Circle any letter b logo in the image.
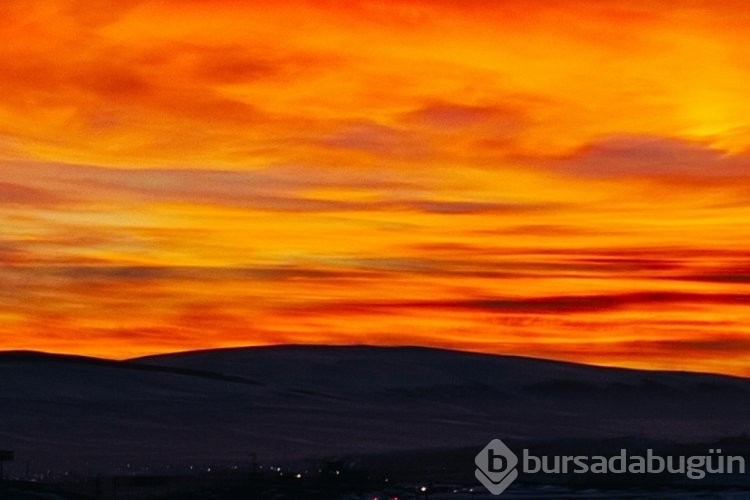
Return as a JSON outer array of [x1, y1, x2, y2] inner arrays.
[[475, 439, 519, 495], [488, 449, 508, 472]]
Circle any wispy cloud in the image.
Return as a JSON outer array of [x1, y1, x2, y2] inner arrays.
[[551, 135, 750, 178]]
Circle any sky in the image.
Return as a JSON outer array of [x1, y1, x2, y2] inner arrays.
[[3, 0, 750, 375]]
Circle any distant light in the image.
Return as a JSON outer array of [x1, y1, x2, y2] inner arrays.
[[296, 473, 302, 479], [420, 485, 428, 492]]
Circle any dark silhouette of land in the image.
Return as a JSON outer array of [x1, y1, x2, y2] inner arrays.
[[2, 345, 750, 498]]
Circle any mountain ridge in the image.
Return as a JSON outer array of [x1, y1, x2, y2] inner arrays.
[[2, 344, 745, 382], [2, 344, 750, 474]]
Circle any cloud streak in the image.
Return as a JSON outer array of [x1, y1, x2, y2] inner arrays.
[[551, 136, 750, 178]]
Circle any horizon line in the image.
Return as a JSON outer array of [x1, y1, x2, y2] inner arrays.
[[1, 343, 747, 381]]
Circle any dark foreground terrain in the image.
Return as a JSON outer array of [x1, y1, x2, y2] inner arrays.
[[2, 345, 750, 497], [4, 438, 750, 499]]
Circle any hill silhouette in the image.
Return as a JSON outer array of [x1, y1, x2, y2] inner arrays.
[[1, 345, 749, 474]]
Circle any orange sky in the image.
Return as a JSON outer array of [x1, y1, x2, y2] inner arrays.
[[3, 0, 750, 375]]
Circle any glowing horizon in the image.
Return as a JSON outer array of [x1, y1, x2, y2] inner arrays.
[[3, 0, 750, 375]]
